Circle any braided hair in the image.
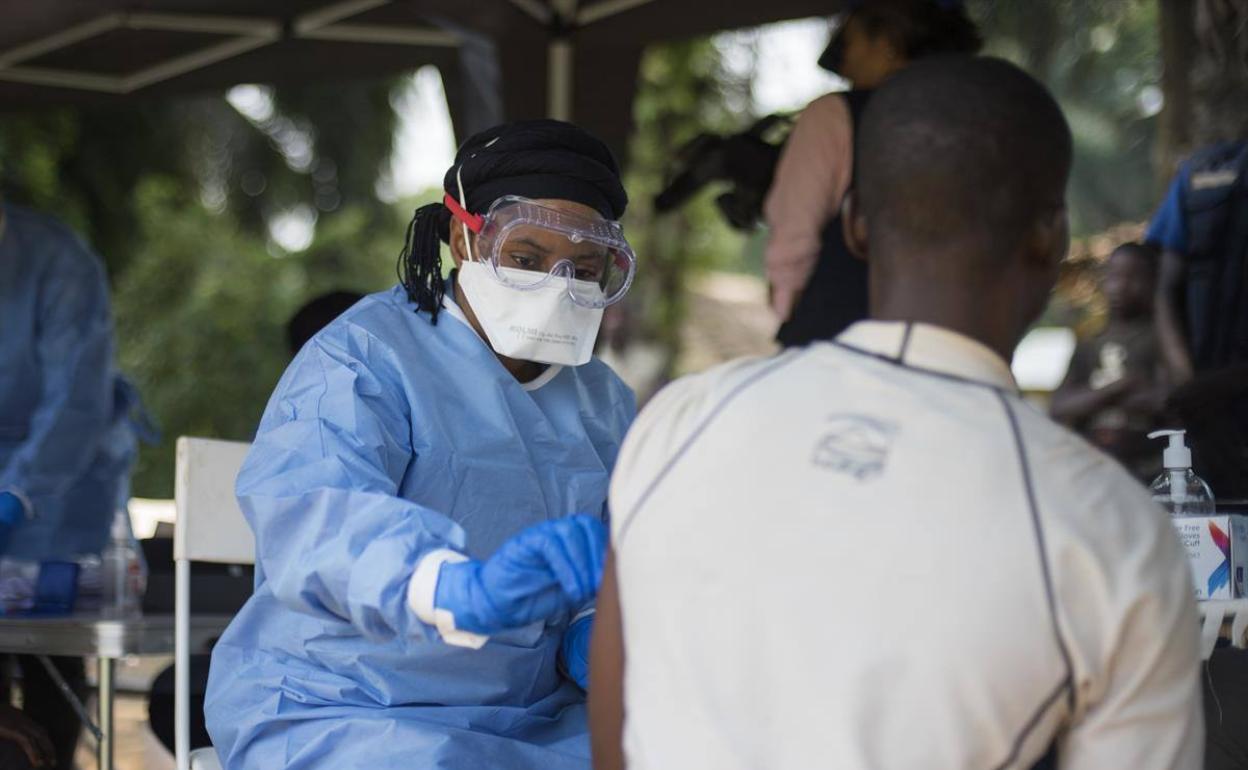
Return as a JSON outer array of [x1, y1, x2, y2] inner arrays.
[[396, 200, 451, 323]]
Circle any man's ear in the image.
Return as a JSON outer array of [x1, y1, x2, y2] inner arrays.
[[1026, 205, 1069, 273], [448, 221, 469, 269], [841, 190, 869, 262]]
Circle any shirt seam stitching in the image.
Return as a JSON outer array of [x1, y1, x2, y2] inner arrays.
[[988, 675, 1072, 770], [996, 391, 1077, 718], [896, 321, 915, 363], [828, 339, 1016, 393], [614, 352, 807, 544]]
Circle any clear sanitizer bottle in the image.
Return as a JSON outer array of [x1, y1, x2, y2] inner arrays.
[[1148, 429, 1215, 517], [101, 508, 146, 617]]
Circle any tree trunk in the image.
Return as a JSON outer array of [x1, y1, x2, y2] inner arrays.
[[1191, 0, 1248, 145], [1157, 0, 1248, 181], [1157, 0, 1196, 181]]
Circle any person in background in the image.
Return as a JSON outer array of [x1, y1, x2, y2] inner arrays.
[[0, 197, 138, 769], [0, 704, 55, 770], [1146, 137, 1248, 770], [1146, 138, 1248, 500], [1051, 242, 1165, 480], [286, 290, 365, 355], [766, 0, 981, 347], [205, 120, 637, 770], [590, 56, 1202, 770]]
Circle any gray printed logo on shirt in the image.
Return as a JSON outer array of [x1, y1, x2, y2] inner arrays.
[[811, 414, 899, 481]]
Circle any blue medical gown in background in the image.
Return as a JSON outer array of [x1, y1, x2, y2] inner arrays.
[[0, 203, 136, 560], [205, 285, 636, 769]]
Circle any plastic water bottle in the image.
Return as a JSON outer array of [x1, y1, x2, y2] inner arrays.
[[75, 554, 103, 613], [101, 508, 146, 617], [1148, 430, 1215, 517]]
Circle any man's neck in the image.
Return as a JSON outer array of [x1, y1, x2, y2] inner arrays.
[[872, 283, 1021, 364]]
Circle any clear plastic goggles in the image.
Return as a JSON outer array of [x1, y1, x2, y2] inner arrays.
[[446, 194, 636, 309]]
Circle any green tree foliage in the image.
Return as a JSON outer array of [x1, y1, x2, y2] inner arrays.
[[618, 38, 754, 382], [112, 182, 404, 496], [969, 0, 1163, 233], [1157, 0, 1248, 172], [0, 104, 194, 279]]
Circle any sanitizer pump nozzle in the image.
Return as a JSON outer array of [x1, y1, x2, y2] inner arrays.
[[1147, 429, 1214, 517], [1149, 429, 1192, 468]]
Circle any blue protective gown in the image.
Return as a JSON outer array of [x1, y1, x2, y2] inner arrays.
[[0, 203, 135, 560], [205, 284, 636, 770]]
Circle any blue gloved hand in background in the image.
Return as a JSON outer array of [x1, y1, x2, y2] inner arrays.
[[560, 613, 594, 689], [0, 492, 25, 556], [434, 515, 606, 636]]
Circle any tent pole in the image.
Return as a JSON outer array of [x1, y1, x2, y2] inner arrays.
[[0, 67, 124, 92], [547, 0, 578, 121], [294, 0, 391, 34], [0, 14, 123, 67], [299, 25, 459, 46], [547, 37, 573, 120], [576, 0, 659, 26]]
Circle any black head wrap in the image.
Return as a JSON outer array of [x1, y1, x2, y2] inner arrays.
[[397, 119, 628, 323]]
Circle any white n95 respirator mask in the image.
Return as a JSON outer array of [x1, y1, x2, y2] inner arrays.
[[457, 261, 605, 366]]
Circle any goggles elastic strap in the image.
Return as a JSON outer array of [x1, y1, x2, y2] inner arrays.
[[443, 193, 484, 234]]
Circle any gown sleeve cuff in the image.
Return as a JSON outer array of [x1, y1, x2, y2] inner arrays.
[[407, 548, 489, 650], [0, 486, 36, 519]]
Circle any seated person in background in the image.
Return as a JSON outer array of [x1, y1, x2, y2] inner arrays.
[[0, 704, 55, 770], [286, 290, 364, 354], [1051, 242, 1165, 480], [589, 56, 1201, 770]]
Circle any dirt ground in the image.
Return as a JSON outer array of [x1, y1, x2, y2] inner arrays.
[[68, 658, 175, 770], [73, 693, 175, 770]]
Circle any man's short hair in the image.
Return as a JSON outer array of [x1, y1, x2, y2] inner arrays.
[[287, 290, 364, 354], [1112, 241, 1160, 267], [857, 55, 1073, 270]]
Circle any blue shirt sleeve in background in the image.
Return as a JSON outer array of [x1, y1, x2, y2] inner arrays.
[[1144, 168, 1189, 253]]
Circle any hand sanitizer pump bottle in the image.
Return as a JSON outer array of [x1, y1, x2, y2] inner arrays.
[[1148, 429, 1215, 517]]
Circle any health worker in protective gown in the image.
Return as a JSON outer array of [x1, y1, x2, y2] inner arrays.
[[205, 119, 638, 770]]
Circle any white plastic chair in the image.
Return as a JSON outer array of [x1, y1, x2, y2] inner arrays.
[[174, 437, 255, 770]]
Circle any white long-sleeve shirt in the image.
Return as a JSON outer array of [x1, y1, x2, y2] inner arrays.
[[610, 321, 1203, 770]]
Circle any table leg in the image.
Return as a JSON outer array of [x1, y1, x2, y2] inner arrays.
[[97, 656, 114, 770], [34, 655, 102, 742]]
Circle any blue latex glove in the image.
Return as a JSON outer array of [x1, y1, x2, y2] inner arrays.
[[560, 613, 594, 689], [435, 515, 606, 635], [0, 493, 25, 556]]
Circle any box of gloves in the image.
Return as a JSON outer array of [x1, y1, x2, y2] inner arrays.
[[1171, 515, 1248, 600]]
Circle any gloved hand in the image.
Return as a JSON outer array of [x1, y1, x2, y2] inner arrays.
[[560, 613, 594, 689], [0, 493, 25, 556], [434, 515, 606, 636]]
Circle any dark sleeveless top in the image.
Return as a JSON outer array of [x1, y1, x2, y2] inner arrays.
[[776, 89, 873, 348]]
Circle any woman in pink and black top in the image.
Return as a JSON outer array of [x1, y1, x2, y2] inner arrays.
[[768, 0, 982, 347]]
